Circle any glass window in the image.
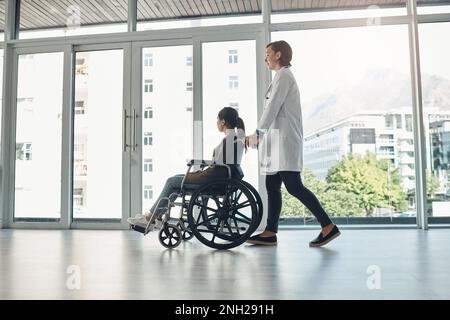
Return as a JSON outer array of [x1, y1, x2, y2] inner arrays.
[[144, 53, 153, 67], [137, 0, 262, 31], [14, 52, 64, 220], [271, 1, 406, 23], [73, 188, 84, 206], [0, 49, 3, 151], [144, 132, 153, 146], [186, 56, 193, 66], [144, 79, 153, 93], [202, 40, 258, 189], [417, 1, 450, 14], [144, 159, 153, 173], [0, 0, 5, 37], [396, 114, 403, 129], [228, 50, 238, 64], [144, 106, 153, 119], [385, 115, 394, 128], [405, 115, 413, 132], [75, 101, 85, 115], [273, 24, 415, 221], [419, 21, 450, 221], [228, 75, 239, 89], [19, 0, 127, 39], [144, 185, 153, 200]]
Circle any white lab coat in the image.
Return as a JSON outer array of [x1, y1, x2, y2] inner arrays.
[[257, 67, 303, 174]]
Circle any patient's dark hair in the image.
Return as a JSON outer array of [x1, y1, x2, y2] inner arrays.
[[218, 107, 247, 151]]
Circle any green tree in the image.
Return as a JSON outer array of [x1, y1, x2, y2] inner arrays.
[[321, 189, 365, 217], [281, 169, 325, 217], [427, 171, 440, 199], [326, 153, 407, 216], [281, 169, 364, 217]]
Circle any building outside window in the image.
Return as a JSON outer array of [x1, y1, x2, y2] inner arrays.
[[396, 114, 403, 129], [385, 114, 394, 128], [75, 101, 85, 115], [186, 82, 193, 91], [186, 56, 193, 66], [144, 53, 153, 67], [228, 50, 238, 64], [73, 188, 84, 206], [144, 79, 153, 93], [405, 115, 413, 132], [144, 106, 153, 119], [228, 76, 239, 89], [144, 132, 153, 146], [144, 185, 153, 200], [144, 159, 153, 172], [16, 143, 32, 161]]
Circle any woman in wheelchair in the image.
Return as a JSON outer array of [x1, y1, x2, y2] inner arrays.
[[127, 107, 247, 229]]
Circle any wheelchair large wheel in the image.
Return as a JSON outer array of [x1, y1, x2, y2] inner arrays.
[[187, 179, 258, 250], [179, 219, 194, 241], [239, 180, 263, 234]]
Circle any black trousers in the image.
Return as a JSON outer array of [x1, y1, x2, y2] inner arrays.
[[265, 171, 333, 233]]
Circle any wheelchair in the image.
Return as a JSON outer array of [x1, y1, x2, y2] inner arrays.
[[131, 159, 263, 250]]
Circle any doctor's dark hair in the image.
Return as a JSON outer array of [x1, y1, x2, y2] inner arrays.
[[266, 40, 292, 67], [218, 107, 247, 151]]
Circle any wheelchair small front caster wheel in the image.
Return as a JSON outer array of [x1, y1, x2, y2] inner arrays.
[[159, 224, 182, 249]]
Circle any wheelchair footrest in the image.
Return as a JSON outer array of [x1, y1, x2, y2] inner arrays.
[[131, 224, 147, 234]]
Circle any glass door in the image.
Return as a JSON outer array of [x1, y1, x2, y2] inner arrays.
[[8, 44, 132, 229], [71, 44, 131, 226], [12, 49, 66, 223]]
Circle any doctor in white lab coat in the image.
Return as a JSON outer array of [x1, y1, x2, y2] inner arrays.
[[246, 40, 340, 247]]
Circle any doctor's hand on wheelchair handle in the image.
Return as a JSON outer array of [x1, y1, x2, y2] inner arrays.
[[245, 134, 260, 149]]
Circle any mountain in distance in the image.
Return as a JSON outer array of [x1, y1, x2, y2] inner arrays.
[[302, 68, 450, 134]]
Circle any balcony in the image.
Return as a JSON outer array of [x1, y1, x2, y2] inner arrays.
[[377, 139, 395, 145], [399, 156, 415, 165], [74, 162, 87, 176], [378, 148, 395, 156]]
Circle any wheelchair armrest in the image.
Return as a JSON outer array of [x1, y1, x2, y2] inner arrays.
[[182, 160, 232, 190], [187, 159, 215, 167]]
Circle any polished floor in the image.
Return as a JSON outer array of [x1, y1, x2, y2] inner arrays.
[[1, 228, 449, 300]]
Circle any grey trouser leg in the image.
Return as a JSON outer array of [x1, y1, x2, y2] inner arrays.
[[149, 174, 184, 215]]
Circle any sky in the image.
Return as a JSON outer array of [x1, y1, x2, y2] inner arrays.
[[273, 22, 450, 106]]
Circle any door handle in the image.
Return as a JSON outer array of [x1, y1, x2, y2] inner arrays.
[[132, 108, 138, 151], [123, 109, 131, 152]]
